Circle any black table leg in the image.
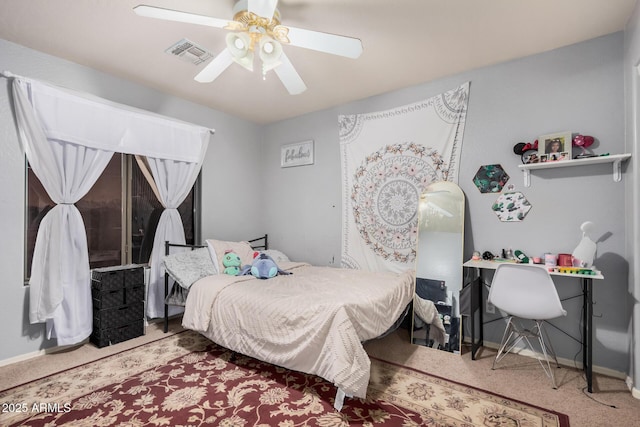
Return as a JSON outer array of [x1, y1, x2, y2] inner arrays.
[[583, 277, 593, 392], [164, 273, 169, 333], [470, 272, 484, 360]]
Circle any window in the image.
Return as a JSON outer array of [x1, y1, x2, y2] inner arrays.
[[25, 154, 198, 280]]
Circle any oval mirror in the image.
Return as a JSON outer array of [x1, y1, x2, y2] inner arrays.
[[411, 181, 465, 353]]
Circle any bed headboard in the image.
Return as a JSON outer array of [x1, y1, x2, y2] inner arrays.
[[248, 234, 268, 251], [164, 233, 269, 256], [162, 233, 269, 333]]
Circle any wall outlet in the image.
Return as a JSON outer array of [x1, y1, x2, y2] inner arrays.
[[486, 300, 495, 314]]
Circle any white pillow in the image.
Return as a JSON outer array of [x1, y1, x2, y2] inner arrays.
[[163, 248, 215, 289], [206, 239, 256, 272], [263, 249, 290, 263], [206, 241, 219, 274]]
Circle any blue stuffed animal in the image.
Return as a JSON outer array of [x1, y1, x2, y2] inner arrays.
[[240, 253, 291, 279]]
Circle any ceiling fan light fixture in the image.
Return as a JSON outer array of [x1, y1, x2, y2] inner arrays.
[[226, 32, 252, 58], [233, 51, 255, 71], [133, 0, 361, 95], [259, 36, 283, 73], [226, 31, 255, 71]]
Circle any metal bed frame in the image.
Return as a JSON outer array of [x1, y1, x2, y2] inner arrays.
[[163, 234, 268, 332]]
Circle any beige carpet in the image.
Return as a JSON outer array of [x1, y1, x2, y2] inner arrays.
[[365, 329, 640, 427], [0, 319, 637, 426]]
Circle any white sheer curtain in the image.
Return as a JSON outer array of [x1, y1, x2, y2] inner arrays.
[[13, 82, 114, 345], [9, 73, 211, 346], [136, 155, 204, 318]]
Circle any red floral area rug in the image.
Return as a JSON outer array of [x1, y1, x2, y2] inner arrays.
[[0, 330, 569, 426]]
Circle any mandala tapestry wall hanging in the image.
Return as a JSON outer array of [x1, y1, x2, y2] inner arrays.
[[339, 82, 470, 272]]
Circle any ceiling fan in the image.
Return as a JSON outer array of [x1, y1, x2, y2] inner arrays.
[[133, 0, 363, 95]]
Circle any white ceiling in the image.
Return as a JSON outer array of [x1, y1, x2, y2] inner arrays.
[[0, 0, 636, 124]]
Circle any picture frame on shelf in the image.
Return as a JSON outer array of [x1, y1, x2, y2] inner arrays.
[[539, 131, 572, 159], [280, 140, 314, 168], [523, 152, 540, 164], [548, 151, 570, 162]]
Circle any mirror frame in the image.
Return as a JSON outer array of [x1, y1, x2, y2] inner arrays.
[[411, 180, 465, 353]]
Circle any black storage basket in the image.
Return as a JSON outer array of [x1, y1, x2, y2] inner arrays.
[[92, 285, 144, 309], [91, 267, 124, 292], [123, 265, 144, 287], [93, 301, 144, 330], [90, 321, 144, 348]]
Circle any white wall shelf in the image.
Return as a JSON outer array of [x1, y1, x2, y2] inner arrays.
[[517, 153, 631, 187]]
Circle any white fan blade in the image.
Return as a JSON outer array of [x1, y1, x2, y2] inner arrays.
[[248, 0, 279, 19], [195, 49, 234, 83], [133, 5, 231, 29], [285, 26, 363, 59], [273, 52, 307, 95]]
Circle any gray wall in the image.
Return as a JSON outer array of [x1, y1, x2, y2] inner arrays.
[[0, 38, 263, 361], [260, 33, 630, 376], [623, 2, 640, 397]]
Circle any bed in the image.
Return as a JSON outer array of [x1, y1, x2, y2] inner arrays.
[[162, 234, 414, 410]]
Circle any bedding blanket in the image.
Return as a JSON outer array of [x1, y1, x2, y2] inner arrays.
[[182, 262, 414, 399]]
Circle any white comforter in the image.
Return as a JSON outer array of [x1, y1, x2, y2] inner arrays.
[[182, 262, 414, 399]]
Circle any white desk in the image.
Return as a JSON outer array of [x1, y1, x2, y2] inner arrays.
[[462, 259, 604, 393]]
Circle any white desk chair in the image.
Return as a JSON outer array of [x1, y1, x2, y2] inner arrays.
[[488, 263, 567, 388]]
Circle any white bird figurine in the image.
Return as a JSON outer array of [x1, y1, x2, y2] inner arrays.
[[572, 221, 597, 268]]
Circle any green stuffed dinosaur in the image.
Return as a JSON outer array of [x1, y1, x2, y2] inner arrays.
[[222, 250, 242, 275]]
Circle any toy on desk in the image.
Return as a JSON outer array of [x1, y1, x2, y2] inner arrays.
[[472, 251, 481, 260], [550, 266, 600, 276], [482, 251, 495, 260], [572, 221, 597, 268], [544, 253, 557, 266], [514, 249, 529, 264], [557, 253, 573, 267], [501, 248, 514, 259]]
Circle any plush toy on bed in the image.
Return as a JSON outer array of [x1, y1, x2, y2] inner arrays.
[[240, 252, 291, 279], [222, 250, 242, 275]]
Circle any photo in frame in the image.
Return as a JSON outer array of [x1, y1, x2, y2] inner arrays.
[[539, 131, 572, 159], [548, 151, 570, 162], [281, 140, 314, 168]]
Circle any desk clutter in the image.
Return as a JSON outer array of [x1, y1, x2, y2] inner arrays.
[[473, 248, 601, 276], [550, 266, 599, 276]]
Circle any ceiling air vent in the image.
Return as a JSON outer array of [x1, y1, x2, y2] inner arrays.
[[165, 39, 213, 65]]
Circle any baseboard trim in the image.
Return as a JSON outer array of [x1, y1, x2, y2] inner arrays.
[[0, 318, 168, 368], [0, 349, 46, 368], [0, 338, 88, 368], [478, 339, 627, 380], [626, 376, 640, 399]]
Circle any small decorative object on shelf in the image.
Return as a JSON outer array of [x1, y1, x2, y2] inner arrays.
[[539, 131, 572, 160], [513, 141, 539, 164], [572, 134, 595, 158]]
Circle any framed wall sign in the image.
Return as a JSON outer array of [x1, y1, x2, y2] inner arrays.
[[281, 140, 314, 168]]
